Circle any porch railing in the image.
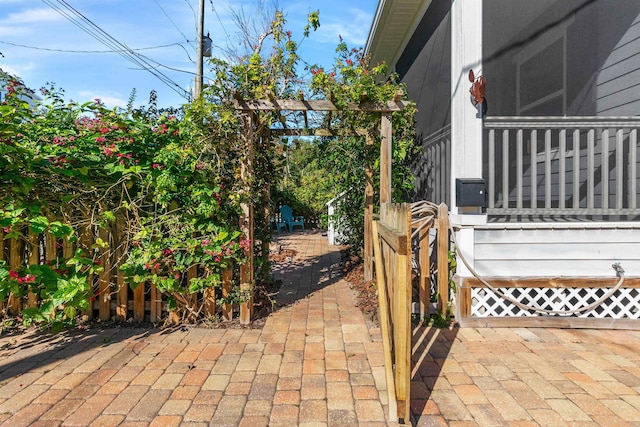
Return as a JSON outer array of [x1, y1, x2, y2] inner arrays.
[[484, 116, 640, 218], [414, 124, 451, 206]]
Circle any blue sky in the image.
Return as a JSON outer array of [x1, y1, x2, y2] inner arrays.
[[0, 0, 376, 109]]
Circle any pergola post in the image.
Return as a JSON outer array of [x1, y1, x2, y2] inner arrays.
[[364, 132, 374, 282], [380, 112, 392, 204], [239, 112, 255, 325]]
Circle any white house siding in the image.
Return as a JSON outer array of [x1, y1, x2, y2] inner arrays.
[[472, 224, 640, 277]]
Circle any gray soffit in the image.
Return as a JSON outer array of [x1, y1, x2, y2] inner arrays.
[[365, 0, 432, 71]]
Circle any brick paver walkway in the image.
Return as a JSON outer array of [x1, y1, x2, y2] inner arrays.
[[411, 326, 640, 426], [0, 231, 392, 426], [1, 231, 640, 426]]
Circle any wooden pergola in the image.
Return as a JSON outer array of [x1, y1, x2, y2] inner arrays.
[[233, 92, 409, 324]]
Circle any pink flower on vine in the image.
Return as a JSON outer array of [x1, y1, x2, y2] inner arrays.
[[240, 239, 251, 251], [9, 270, 19, 278], [96, 136, 106, 143], [17, 274, 36, 284]]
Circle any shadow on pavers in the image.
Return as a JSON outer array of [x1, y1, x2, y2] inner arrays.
[[0, 326, 159, 383], [271, 230, 344, 307], [410, 324, 458, 425]]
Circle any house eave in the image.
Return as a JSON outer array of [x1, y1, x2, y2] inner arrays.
[[365, 0, 433, 70]]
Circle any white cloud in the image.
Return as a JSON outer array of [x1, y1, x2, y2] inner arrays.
[[2, 8, 63, 24], [314, 8, 372, 46], [0, 26, 29, 36], [1, 61, 37, 79], [78, 91, 127, 109]]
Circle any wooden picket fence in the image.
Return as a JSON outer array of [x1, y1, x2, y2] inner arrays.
[[0, 220, 243, 324], [372, 202, 449, 424]]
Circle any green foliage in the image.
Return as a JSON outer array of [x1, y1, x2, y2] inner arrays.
[[287, 41, 419, 250], [272, 139, 335, 227], [428, 312, 451, 329], [0, 6, 420, 328], [448, 248, 458, 293], [0, 71, 246, 327]]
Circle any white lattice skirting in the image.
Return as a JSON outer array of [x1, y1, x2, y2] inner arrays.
[[471, 287, 640, 318]]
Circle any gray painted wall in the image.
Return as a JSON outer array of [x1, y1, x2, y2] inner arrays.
[[399, 0, 451, 204], [483, 0, 640, 117]]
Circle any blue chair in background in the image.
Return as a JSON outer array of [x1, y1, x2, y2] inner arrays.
[[280, 205, 304, 232], [273, 216, 288, 234]]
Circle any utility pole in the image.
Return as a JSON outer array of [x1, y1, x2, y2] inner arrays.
[[195, 0, 205, 98]]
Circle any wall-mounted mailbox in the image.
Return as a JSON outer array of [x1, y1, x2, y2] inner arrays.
[[456, 178, 486, 208]]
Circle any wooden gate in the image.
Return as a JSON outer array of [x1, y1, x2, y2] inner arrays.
[[372, 201, 451, 423], [372, 203, 412, 422]]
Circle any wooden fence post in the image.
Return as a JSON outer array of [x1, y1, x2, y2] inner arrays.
[[115, 218, 128, 320], [221, 269, 233, 322], [133, 282, 145, 322], [371, 220, 398, 422], [98, 227, 111, 321], [419, 222, 431, 319], [81, 226, 94, 320], [395, 204, 412, 421], [200, 266, 216, 317], [437, 204, 449, 317], [150, 281, 162, 323], [27, 232, 40, 308], [8, 237, 21, 314]]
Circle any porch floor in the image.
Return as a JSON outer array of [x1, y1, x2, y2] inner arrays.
[[0, 231, 639, 426]]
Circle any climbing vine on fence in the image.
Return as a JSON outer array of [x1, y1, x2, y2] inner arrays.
[[0, 77, 247, 329]]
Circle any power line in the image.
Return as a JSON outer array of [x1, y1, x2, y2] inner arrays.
[[41, 0, 191, 100], [153, 0, 196, 51], [184, 0, 198, 33], [0, 40, 191, 54], [210, 0, 230, 42]]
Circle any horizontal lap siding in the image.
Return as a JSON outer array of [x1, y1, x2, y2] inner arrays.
[[596, 16, 640, 115], [473, 227, 640, 277]]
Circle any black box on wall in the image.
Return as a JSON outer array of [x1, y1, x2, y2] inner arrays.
[[456, 178, 486, 208]]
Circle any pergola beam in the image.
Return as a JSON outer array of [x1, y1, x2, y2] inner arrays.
[[232, 98, 408, 112], [269, 128, 356, 137]]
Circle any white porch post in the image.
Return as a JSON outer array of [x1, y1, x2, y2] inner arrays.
[[450, 0, 484, 277]]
